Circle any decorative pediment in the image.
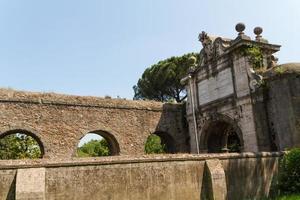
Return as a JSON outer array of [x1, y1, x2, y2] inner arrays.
[[198, 31, 231, 66]]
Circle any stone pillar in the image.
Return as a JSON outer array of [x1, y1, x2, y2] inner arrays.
[[16, 168, 46, 200], [0, 169, 16, 200], [232, 54, 259, 152], [201, 159, 227, 200]]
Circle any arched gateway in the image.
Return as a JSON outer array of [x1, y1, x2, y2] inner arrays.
[[181, 26, 282, 153], [199, 115, 244, 153]]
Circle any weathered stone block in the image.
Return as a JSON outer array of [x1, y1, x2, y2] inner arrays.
[[16, 168, 46, 200]]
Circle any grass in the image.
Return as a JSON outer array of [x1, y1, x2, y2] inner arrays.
[[265, 194, 300, 200], [277, 195, 300, 200]]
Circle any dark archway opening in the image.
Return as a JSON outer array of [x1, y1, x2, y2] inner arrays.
[[145, 131, 175, 154], [77, 130, 120, 157], [206, 121, 242, 153], [0, 130, 44, 159]]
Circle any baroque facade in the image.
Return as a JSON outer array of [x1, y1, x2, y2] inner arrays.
[[182, 23, 300, 154]]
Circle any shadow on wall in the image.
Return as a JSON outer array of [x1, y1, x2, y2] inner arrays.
[[199, 113, 244, 153], [144, 132, 176, 154], [222, 156, 279, 200], [154, 103, 190, 154], [0, 169, 16, 200], [6, 173, 16, 200]]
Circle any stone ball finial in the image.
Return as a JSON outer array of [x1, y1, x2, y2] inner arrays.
[[254, 26, 263, 36], [235, 23, 245, 35], [253, 26, 268, 43]]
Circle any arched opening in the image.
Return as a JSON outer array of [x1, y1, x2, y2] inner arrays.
[[0, 129, 44, 159], [205, 121, 242, 153], [76, 130, 120, 157], [144, 131, 175, 154]]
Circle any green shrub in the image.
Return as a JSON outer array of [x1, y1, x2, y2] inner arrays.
[[77, 139, 110, 157], [241, 45, 263, 70], [0, 133, 42, 159], [277, 148, 300, 195], [145, 134, 166, 154], [277, 194, 300, 200]]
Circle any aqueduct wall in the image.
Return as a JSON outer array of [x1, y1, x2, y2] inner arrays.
[[0, 89, 189, 159]]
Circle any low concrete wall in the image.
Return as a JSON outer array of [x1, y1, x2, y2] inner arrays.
[[0, 152, 282, 200], [222, 156, 279, 199]]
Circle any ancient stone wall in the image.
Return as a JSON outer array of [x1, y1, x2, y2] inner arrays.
[[266, 64, 300, 150], [0, 152, 281, 200], [0, 89, 189, 159]]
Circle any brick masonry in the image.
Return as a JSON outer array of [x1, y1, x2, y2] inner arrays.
[[0, 89, 189, 159]]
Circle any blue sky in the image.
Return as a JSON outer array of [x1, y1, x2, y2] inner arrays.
[[0, 0, 299, 99]]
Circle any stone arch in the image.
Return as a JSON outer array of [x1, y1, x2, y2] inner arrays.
[[76, 130, 120, 156], [199, 114, 244, 153], [0, 128, 45, 158], [150, 131, 176, 153]]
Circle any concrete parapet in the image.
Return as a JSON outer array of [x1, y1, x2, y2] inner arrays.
[[0, 169, 16, 200], [202, 159, 227, 200], [0, 152, 282, 200]]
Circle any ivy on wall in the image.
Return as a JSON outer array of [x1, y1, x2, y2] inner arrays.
[[241, 45, 263, 70]]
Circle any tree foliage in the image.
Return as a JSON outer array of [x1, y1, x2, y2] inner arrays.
[[0, 133, 42, 159], [77, 139, 110, 157], [277, 148, 300, 195], [145, 134, 166, 154], [133, 53, 198, 102]]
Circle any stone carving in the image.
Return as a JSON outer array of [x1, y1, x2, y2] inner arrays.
[[207, 111, 220, 122], [267, 55, 278, 68], [198, 31, 214, 65], [247, 67, 263, 92], [197, 117, 207, 130], [198, 31, 231, 66], [233, 107, 243, 121], [213, 38, 228, 58]]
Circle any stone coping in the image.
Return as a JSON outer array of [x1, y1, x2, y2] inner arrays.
[[228, 38, 281, 53], [0, 152, 283, 169], [0, 88, 181, 111], [264, 63, 300, 79]]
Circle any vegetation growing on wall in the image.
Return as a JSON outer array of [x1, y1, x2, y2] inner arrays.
[[274, 66, 287, 75], [0, 133, 42, 159], [241, 45, 263, 70]]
